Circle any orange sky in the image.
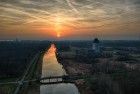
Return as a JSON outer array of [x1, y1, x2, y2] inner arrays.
[[0, 0, 140, 40]]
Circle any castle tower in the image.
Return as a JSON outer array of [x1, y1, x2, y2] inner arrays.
[[92, 38, 100, 53]]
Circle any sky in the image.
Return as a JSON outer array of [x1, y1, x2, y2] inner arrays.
[[0, 0, 140, 40]]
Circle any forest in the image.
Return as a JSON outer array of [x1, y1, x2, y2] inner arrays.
[[0, 40, 50, 79]]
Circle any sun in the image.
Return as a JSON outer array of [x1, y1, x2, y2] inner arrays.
[[57, 32, 60, 38]]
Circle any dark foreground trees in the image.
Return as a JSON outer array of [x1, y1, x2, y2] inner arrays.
[[0, 41, 50, 79]]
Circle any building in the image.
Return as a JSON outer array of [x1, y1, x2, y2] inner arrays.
[[92, 38, 100, 53]]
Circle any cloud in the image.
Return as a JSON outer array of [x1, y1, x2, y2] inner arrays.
[[0, 0, 139, 39]]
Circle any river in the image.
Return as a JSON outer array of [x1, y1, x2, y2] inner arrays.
[[40, 44, 80, 94]]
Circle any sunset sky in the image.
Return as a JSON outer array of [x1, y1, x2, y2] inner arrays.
[[0, 0, 140, 40]]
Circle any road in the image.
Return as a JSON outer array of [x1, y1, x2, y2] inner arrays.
[[13, 52, 42, 94]]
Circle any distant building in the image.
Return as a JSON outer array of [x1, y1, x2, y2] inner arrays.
[[15, 38, 20, 43], [92, 38, 100, 53]]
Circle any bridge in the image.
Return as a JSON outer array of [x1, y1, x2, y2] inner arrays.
[[29, 74, 88, 85], [0, 74, 89, 85], [0, 74, 89, 94], [16, 74, 88, 85]]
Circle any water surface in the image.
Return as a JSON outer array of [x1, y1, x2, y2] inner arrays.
[[40, 44, 79, 94]]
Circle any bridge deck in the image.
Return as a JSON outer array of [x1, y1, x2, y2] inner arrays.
[[40, 81, 75, 85]]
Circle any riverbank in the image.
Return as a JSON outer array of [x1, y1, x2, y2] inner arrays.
[[61, 60, 92, 75], [57, 56, 94, 94], [26, 52, 45, 94]]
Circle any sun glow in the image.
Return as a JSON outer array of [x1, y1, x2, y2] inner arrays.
[[54, 16, 63, 38], [57, 32, 60, 38]]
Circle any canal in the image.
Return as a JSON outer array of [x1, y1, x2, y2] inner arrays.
[[40, 44, 79, 94]]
